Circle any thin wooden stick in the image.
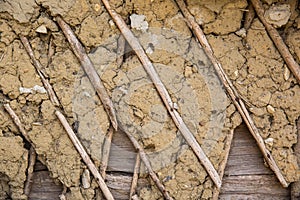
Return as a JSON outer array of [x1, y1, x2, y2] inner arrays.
[[129, 153, 141, 200], [212, 129, 234, 199], [19, 36, 60, 106], [123, 129, 173, 200], [55, 16, 118, 130], [244, 3, 255, 31], [250, 0, 300, 83], [100, 0, 222, 189], [24, 146, 37, 196], [100, 127, 114, 178], [116, 35, 126, 68], [55, 110, 115, 200], [175, 0, 288, 187], [3, 104, 33, 144], [3, 104, 37, 196], [100, 36, 126, 179]]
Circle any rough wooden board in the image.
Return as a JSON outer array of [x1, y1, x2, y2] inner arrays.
[[33, 161, 48, 171], [28, 171, 62, 200], [219, 124, 290, 199], [224, 156, 273, 176], [105, 173, 150, 200], [224, 125, 272, 176], [221, 175, 289, 194], [106, 173, 132, 199], [220, 175, 290, 200], [106, 173, 132, 191], [107, 130, 137, 173]]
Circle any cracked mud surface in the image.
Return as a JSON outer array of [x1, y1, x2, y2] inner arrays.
[[0, 0, 299, 199]]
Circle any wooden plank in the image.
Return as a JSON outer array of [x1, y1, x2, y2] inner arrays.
[[106, 173, 150, 200], [107, 130, 137, 173], [106, 173, 147, 199], [220, 175, 290, 199], [33, 161, 48, 171], [29, 171, 62, 200], [106, 173, 132, 199], [225, 153, 272, 176], [224, 124, 272, 176], [225, 162, 272, 176], [106, 173, 132, 191], [220, 123, 290, 199]]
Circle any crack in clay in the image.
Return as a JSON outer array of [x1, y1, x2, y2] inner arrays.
[[0, 0, 299, 199]]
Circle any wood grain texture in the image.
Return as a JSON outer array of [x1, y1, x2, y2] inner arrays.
[[224, 126, 272, 176], [219, 124, 290, 199], [28, 123, 293, 199], [28, 171, 62, 200], [107, 130, 137, 173]]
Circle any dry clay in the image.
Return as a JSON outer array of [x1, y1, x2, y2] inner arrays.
[[0, 0, 299, 199]]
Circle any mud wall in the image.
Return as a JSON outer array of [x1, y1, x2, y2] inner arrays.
[[0, 0, 299, 199]]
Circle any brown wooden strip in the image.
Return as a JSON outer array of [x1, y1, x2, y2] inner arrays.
[[107, 130, 137, 173], [220, 124, 290, 199], [220, 175, 290, 197], [29, 171, 62, 200]]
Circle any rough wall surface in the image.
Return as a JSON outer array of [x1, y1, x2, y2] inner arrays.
[[0, 0, 299, 199]]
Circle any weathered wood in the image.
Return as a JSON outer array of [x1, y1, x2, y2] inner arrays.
[[219, 124, 290, 199], [33, 161, 48, 171], [107, 130, 137, 172], [106, 173, 132, 191], [105, 173, 149, 200], [29, 171, 62, 200], [220, 175, 290, 199], [225, 156, 273, 176], [220, 194, 289, 200], [225, 125, 272, 176]]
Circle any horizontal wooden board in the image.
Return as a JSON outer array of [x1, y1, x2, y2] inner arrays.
[[106, 173, 132, 199], [224, 124, 273, 176], [107, 130, 137, 173], [220, 175, 290, 199], [29, 171, 62, 200], [219, 124, 290, 199]]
